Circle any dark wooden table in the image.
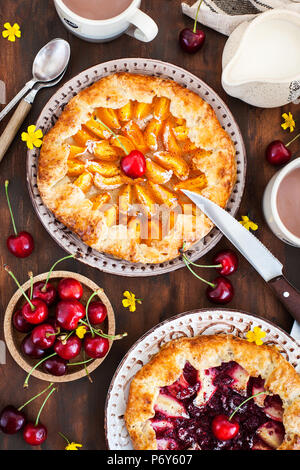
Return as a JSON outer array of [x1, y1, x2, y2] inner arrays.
[[0, 0, 299, 451]]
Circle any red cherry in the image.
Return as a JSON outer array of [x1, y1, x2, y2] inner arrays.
[[43, 356, 67, 376], [4, 180, 34, 258], [22, 299, 48, 324], [266, 140, 291, 166], [213, 250, 238, 276], [21, 335, 45, 359], [7, 232, 34, 258], [87, 301, 107, 325], [58, 278, 83, 301], [12, 309, 33, 333], [212, 414, 239, 441], [0, 406, 26, 434], [56, 299, 85, 330], [121, 150, 146, 179], [179, 28, 206, 53], [30, 281, 57, 306], [206, 276, 234, 304], [31, 324, 56, 349], [23, 422, 47, 446], [84, 334, 109, 359], [54, 335, 81, 360]]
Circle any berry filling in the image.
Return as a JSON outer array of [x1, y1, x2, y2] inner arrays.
[[151, 361, 285, 450]]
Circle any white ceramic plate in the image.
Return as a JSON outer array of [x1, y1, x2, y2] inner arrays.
[[105, 308, 300, 450], [27, 58, 246, 277]]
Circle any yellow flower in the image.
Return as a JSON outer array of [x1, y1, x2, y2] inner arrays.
[[122, 290, 142, 312], [76, 325, 87, 339], [281, 112, 295, 132], [2, 22, 21, 42], [21, 125, 43, 149], [239, 215, 258, 231], [65, 442, 82, 450], [246, 326, 266, 346]]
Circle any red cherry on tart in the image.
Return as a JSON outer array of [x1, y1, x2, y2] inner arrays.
[[23, 422, 47, 446], [31, 324, 56, 349], [0, 406, 26, 434], [5, 181, 34, 258], [54, 335, 81, 360], [84, 334, 109, 359], [21, 335, 45, 359], [87, 301, 107, 325], [58, 277, 83, 301], [213, 250, 238, 276], [56, 299, 85, 330], [266, 140, 291, 166], [12, 309, 33, 333], [30, 281, 57, 306], [206, 276, 234, 304], [121, 150, 146, 179], [212, 414, 239, 441], [22, 299, 48, 325]]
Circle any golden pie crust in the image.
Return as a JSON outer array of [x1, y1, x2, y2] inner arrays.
[[125, 335, 300, 450], [38, 73, 236, 263]]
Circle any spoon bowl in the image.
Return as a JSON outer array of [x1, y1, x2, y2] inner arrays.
[[32, 38, 70, 82]]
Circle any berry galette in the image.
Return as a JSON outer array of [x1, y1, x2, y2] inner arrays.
[[38, 73, 236, 263], [125, 335, 300, 450]]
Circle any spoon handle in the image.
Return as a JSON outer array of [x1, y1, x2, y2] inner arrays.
[[0, 99, 32, 163], [0, 79, 36, 122]]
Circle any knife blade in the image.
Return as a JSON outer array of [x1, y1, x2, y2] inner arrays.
[[182, 190, 300, 329]]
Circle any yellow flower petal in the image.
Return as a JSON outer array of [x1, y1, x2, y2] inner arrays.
[[65, 442, 82, 450], [2, 30, 9, 38], [76, 325, 87, 339], [122, 299, 131, 308]]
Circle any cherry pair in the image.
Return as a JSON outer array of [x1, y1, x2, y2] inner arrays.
[[182, 248, 238, 304], [0, 383, 56, 446]]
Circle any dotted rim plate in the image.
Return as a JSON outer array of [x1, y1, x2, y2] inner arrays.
[[105, 308, 299, 450], [27, 58, 246, 277]]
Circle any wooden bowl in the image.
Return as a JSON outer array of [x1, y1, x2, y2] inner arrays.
[[4, 271, 115, 383]]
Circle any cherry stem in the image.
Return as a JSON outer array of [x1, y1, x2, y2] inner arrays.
[[229, 391, 267, 421], [286, 131, 300, 148], [67, 358, 94, 367], [35, 386, 56, 427], [83, 351, 93, 383], [42, 254, 75, 292], [24, 352, 57, 388], [182, 256, 216, 288], [28, 271, 34, 300], [58, 432, 70, 445], [18, 383, 54, 411], [85, 290, 101, 338], [4, 180, 18, 236], [182, 253, 222, 269], [79, 319, 127, 341], [94, 116, 129, 155], [4, 265, 35, 311], [193, 0, 204, 33]]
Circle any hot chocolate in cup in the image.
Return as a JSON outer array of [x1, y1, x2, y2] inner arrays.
[[263, 158, 300, 247], [54, 0, 158, 43]]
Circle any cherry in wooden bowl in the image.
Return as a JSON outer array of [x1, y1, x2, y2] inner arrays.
[[4, 271, 115, 383]]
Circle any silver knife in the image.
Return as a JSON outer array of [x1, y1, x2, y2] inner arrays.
[[182, 190, 300, 338]]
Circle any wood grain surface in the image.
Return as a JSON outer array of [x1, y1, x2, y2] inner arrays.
[[0, 0, 299, 450]]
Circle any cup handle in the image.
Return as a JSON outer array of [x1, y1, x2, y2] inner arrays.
[[126, 9, 158, 43]]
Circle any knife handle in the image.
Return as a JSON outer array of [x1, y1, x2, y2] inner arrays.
[[268, 276, 300, 323]]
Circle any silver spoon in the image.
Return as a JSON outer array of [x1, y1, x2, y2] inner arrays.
[[0, 38, 70, 122], [0, 66, 69, 163]]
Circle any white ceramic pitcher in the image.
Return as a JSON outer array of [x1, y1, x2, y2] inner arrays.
[[222, 9, 300, 108]]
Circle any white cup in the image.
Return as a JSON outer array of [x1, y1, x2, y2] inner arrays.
[[54, 0, 158, 43], [263, 158, 300, 247]]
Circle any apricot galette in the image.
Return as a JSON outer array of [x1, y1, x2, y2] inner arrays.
[[38, 73, 236, 263], [125, 335, 300, 450]]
